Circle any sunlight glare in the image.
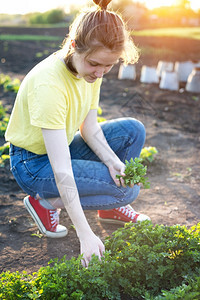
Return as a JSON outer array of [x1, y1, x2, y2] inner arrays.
[[0, 0, 86, 15], [141, 0, 174, 9], [0, 0, 200, 14], [138, 0, 200, 11]]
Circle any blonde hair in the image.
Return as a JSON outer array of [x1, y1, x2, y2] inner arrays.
[[62, 0, 139, 65]]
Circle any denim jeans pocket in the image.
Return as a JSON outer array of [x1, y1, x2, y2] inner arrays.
[[10, 164, 35, 196], [22, 154, 50, 179]]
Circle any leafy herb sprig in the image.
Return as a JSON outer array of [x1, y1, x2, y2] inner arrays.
[[116, 157, 150, 189]]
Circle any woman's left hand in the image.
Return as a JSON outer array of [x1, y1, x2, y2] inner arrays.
[[108, 161, 127, 188]]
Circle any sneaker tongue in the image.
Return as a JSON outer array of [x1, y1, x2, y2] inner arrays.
[[39, 199, 55, 210], [126, 204, 135, 210]]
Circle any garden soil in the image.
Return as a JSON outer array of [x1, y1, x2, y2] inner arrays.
[[0, 27, 199, 275]]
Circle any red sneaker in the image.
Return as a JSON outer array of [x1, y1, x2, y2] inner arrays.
[[24, 196, 68, 238], [98, 204, 150, 225]]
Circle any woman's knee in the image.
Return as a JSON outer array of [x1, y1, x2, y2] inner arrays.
[[114, 118, 145, 153], [125, 117, 146, 142]]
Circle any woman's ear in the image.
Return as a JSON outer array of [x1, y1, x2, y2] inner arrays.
[[71, 39, 76, 48]]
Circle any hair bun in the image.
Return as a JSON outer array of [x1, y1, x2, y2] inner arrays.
[[93, 0, 112, 10]]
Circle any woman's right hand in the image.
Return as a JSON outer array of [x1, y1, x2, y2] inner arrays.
[[79, 232, 105, 267]]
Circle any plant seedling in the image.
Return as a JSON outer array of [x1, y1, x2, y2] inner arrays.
[[140, 146, 158, 163], [116, 157, 150, 189], [31, 230, 43, 239]]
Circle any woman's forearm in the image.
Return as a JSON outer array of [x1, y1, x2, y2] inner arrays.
[[80, 122, 121, 168], [42, 128, 93, 238], [54, 169, 93, 238]]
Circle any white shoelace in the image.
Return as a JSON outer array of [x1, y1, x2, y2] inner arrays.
[[115, 205, 137, 220], [50, 210, 59, 227]]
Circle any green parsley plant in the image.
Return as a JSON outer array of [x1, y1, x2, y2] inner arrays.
[[116, 157, 150, 189]]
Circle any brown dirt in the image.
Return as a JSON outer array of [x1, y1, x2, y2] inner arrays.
[[0, 27, 200, 275]]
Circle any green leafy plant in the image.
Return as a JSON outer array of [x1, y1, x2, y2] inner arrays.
[[1, 222, 200, 299], [0, 73, 21, 93], [31, 231, 44, 239], [104, 221, 200, 299], [0, 142, 9, 156], [0, 73, 11, 86], [0, 101, 6, 119], [145, 275, 200, 299], [4, 78, 21, 93], [0, 154, 10, 167], [0, 103, 10, 167], [140, 146, 158, 163], [0, 102, 9, 138], [0, 116, 9, 138], [116, 157, 150, 188], [0, 270, 39, 300]]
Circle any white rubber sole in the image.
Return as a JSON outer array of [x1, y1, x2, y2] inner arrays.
[[98, 216, 129, 225], [98, 214, 150, 225], [24, 196, 68, 238]]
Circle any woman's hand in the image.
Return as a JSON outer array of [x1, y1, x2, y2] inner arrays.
[[80, 232, 105, 267], [108, 161, 134, 188]]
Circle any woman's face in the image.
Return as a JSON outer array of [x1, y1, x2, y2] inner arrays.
[[72, 48, 121, 83]]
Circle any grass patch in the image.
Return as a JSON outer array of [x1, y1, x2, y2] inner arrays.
[[2, 27, 199, 42], [133, 27, 200, 40], [0, 34, 63, 41], [140, 46, 176, 57]]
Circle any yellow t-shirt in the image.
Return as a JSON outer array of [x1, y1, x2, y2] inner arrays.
[[5, 52, 102, 154]]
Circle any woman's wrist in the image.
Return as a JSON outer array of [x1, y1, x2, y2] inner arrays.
[[76, 227, 94, 239], [107, 158, 124, 170], [105, 156, 121, 168]]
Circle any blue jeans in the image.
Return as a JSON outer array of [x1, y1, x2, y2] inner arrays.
[[9, 118, 145, 210]]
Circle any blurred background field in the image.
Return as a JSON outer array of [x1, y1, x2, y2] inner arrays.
[[0, 0, 200, 28], [0, 0, 199, 68]]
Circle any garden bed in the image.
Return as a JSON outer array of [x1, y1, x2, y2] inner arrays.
[[0, 26, 199, 281]]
